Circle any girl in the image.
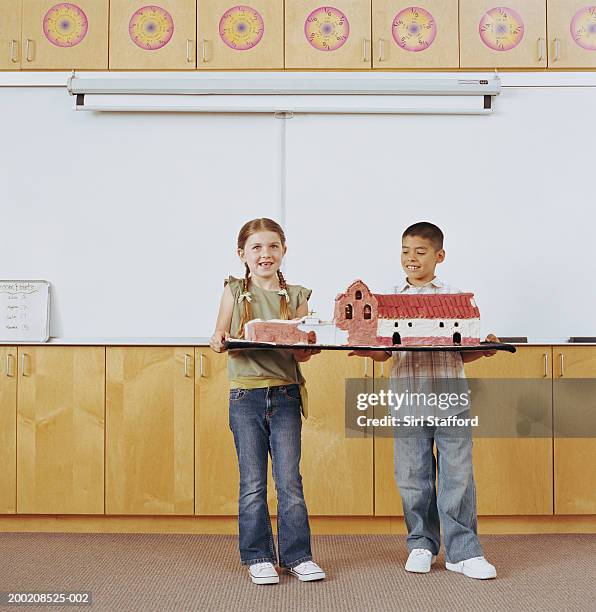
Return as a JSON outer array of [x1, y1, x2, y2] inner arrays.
[[210, 218, 325, 585]]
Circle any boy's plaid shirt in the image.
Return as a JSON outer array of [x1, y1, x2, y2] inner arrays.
[[388, 276, 470, 418]]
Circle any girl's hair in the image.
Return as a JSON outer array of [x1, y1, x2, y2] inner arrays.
[[236, 218, 290, 338]]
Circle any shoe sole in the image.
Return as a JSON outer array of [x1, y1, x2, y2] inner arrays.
[[405, 556, 436, 573], [445, 563, 496, 580], [287, 569, 326, 582], [250, 575, 280, 585]]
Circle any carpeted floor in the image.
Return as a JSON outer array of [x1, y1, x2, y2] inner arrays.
[[0, 533, 594, 611]]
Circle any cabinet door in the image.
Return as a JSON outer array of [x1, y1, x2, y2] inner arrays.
[[464, 346, 553, 515], [286, 0, 372, 69], [372, 0, 458, 68], [0, 0, 22, 69], [0, 347, 17, 514], [17, 346, 104, 514], [548, 1, 596, 68], [21, 0, 108, 69], [194, 349, 276, 515], [106, 347, 194, 515], [460, 0, 547, 68], [300, 352, 374, 515], [110, 0, 196, 70], [197, 0, 283, 69], [373, 357, 403, 515], [553, 346, 596, 514]]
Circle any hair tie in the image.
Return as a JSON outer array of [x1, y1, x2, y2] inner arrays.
[[238, 291, 252, 304], [277, 289, 289, 300]]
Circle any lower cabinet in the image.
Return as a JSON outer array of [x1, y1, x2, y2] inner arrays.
[[0, 346, 17, 514], [105, 347, 194, 515], [17, 346, 105, 514]]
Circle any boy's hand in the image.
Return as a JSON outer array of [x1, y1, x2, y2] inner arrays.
[[210, 330, 230, 353], [482, 334, 500, 357], [291, 347, 322, 362], [349, 350, 392, 361]]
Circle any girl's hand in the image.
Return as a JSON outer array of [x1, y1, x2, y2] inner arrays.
[[291, 347, 321, 362], [482, 334, 500, 357], [210, 330, 230, 353], [349, 350, 392, 361]]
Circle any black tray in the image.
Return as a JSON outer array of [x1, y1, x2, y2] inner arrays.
[[225, 340, 516, 353]]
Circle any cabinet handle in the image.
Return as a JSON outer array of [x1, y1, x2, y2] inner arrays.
[[6, 354, 15, 377], [21, 353, 30, 376], [380, 360, 385, 378], [552, 38, 560, 62], [186, 39, 193, 63], [184, 354, 192, 377], [10, 40, 20, 63], [559, 353, 564, 377], [542, 352, 548, 377], [201, 39, 209, 63], [363, 38, 370, 62], [25, 39, 34, 62], [537, 37, 545, 62], [199, 353, 206, 378], [364, 358, 369, 378], [378, 38, 385, 62]]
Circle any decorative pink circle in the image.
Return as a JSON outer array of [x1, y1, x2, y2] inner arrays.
[[304, 6, 350, 51], [219, 6, 264, 50], [43, 3, 88, 48], [479, 6, 524, 51], [392, 6, 437, 52], [570, 6, 596, 50], [129, 6, 174, 51]]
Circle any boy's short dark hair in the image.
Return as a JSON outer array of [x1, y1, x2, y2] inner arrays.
[[402, 222, 444, 251]]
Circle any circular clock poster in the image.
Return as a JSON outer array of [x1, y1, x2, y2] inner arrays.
[[219, 6, 265, 50], [392, 6, 437, 52], [129, 6, 174, 50], [570, 6, 596, 51], [479, 6, 524, 51], [305, 6, 350, 51], [43, 3, 88, 48]]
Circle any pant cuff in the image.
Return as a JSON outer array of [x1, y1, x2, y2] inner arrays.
[[241, 556, 277, 567], [281, 554, 313, 570]]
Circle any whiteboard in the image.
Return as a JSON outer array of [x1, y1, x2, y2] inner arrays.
[[0, 280, 50, 342]]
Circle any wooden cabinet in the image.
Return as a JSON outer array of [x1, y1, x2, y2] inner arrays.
[[17, 346, 104, 514], [464, 347, 553, 515], [372, 0, 459, 69], [106, 347, 194, 515], [285, 0, 372, 69], [197, 0, 283, 69], [0, 347, 17, 513], [109, 0, 196, 70], [194, 348, 277, 515], [460, 0, 547, 68], [553, 346, 596, 514], [0, 0, 22, 69], [21, 0, 108, 69], [548, 1, 596, 68], [300, 352, 374, 515]]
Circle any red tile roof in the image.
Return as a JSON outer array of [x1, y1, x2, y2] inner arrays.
[[374, 293, 479, 319]]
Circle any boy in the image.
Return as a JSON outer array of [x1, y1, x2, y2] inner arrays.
[[351, 221, 498, 580]]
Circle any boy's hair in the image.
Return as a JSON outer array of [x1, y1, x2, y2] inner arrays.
[[235, 218, 290, 338], [402, 221, 444, 251]]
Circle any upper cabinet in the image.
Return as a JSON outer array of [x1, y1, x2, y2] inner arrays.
[[21, 0, 108, 69], [0, 0, 22, 69], [285, 0, 372, 69], [197, 0, 283, 69], [372, 0, 459, 68], [110, 0, 196, 70], [460, 0, 547, 68], [548, 1, 596, 67]]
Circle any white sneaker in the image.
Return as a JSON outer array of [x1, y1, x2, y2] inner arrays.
[[248, 562, 279, 585], [446, 556, 497, 579], [287, 560, 326, 582], [405, 548, 436, 573]]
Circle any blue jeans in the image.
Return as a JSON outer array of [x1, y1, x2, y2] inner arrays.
[[393, 411, 483, 563], [229, 384, 313, 568]]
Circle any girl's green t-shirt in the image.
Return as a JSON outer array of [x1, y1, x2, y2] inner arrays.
[[226, 275, 312, 385]]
